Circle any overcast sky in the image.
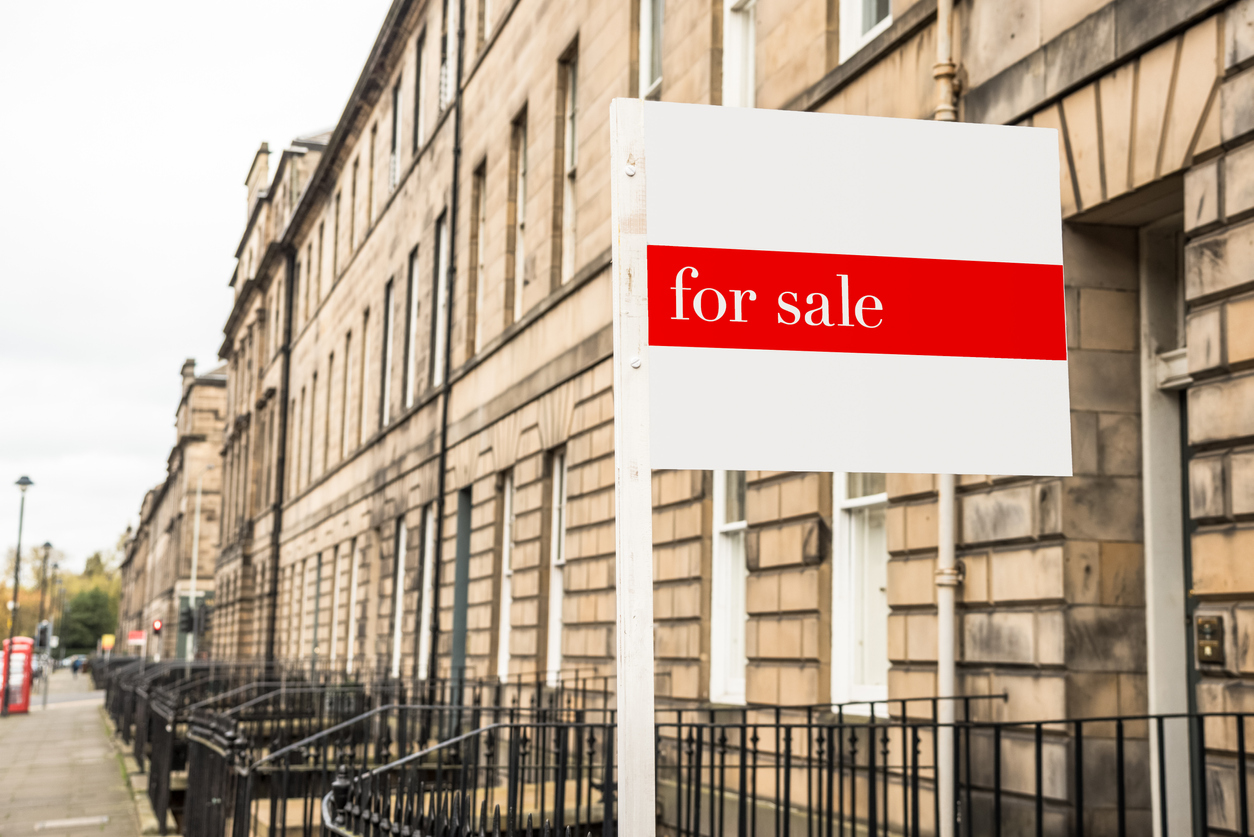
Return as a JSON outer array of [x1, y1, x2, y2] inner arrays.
[[0, 1, 393, 573]]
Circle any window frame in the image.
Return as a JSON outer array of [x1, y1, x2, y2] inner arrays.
[[831, 472, 890, 705], [838, 0, 891, 64], [710, 469, 748, 705], [546, 449, 568, 686]]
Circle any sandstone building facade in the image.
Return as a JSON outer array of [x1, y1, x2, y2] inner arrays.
[[118, 360, 225, 661], [205, 0, 1254, 795]]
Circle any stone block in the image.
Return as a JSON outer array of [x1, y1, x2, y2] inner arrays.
[[1229, 295, 1254, 364], [990, 545, 1064, 603], [1065, 606, 1147, 672], [1192, 527, 1254, 594], [991, 671, 1067, 724], [1185, 157, 1223, 233], [779, 566, 821, 611], [886, 556, 935, 607], [887, 613, 906, 661], [1232, 450, 1254, 515], [1226, 142, 1254, 221], [1067, 671, 1120, 720], [887, 666, 937, 702], [1188, 305, 1225, 373], [1062, 225, 1137, 290], [961, 486, 1033, 545], [1068, 350, 1141, 412], [1186, 219, 1254, 301], [1037, 609, 1065, 665], [1235, 606, 1254, 673], [961, 551, 989, 603], [779, 472, 823, 519], [1228, 0, 1254, 70], [746, 480, 781, 524], [1072, 411, 1098, 474], [1190, 454, 1228, 519], [1098, 412, 1140, 476], [887, 473, 934, 498], [1188, 374, 1254, 444], [905, 502, 938, 549], [1222, 65, 1254, 144], [1079, 289, 1138, 351], [905, 612, 937, 662], [886, 504, 906, 553], [778, 665, 819, 705], [1063, 476, 1142, 541], [964, 611, 1035, 664], [1099, 542, 1144, 607], [1066, 286, 1080, 347], [746, 572, 779, 614], [746, 663, 780, 704]]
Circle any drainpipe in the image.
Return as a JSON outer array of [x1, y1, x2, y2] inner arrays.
[[935, 474, 958, 837], [933, 0, 957, 122], [932, 2, 958, 833]]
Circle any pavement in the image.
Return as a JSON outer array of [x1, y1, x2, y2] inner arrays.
[[0, 668, 139, 837]]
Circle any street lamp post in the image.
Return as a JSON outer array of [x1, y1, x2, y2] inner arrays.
[[3, 476, 34, 718]]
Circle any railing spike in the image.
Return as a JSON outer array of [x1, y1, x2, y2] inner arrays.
[[493, 805, 501, 837]]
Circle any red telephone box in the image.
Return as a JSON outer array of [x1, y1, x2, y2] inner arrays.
[[2, 636, 34, 714]]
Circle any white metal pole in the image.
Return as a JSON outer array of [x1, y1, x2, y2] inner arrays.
[[609, 97, 657, 837], [936, 473, 957, 837]]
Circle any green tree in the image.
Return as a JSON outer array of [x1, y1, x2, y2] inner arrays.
[[60, 588, 117, 654]]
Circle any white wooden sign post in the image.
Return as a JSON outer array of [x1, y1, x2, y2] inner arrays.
[[609, 98, 1069, 832]]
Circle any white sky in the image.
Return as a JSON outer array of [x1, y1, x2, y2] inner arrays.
[[0, 1, 393, 573]]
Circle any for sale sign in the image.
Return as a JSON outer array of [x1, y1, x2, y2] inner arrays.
[[642, 102, 1070, 476]]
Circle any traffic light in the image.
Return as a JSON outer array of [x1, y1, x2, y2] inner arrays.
[[35, 620, 51, 649], [178, 606, 194, 634], [152, 618, 163, 635], [196, 603, 211, 634]]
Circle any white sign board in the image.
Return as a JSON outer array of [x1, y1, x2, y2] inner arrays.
[[644, 102, 1070, 475], [610, 99, 1070, 833]]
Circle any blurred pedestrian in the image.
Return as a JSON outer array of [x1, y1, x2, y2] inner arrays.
[[71, 657, 82, 678]]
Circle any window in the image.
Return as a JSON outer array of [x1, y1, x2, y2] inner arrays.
[[439, 0, 456, 110], [296, 258, 307, 326], [722, 0, 755, 107], [345, 536, 361, 674], [431, 213, 450, 386], [350, 160, 359, 251], [324, 353, 334, 470], [380, 280, 395, 428], [416, 503, 438, 679], [546, 450, 567, 686], [358, 309, 370, 445], [710, 470, 747, 704], [390, 82, 402, 191], [307, 372, 317, 484], [414, 35, 426, 151], [839, 0, 890, 62], [316, 223, 325, 299], [368, 128, 377, 227], [638, 0, 663, 97], [558, 56, 578, 285], [831, 472, 889, 703], [404, 247, 420, 408], [333, 194, 341, 277], [340, 331, 352, 459], [470, 164, 487, 353], [477, 0, 492, 49], [328, 542, 343, 665], [390, 515, 407, 678], [507, 114, 528, 323], [497, 470, 514, 681]]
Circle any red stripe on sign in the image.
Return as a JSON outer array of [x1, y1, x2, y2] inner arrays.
[[647, 245, 1066, 361]]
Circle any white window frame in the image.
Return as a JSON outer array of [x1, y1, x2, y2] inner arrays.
[[381, 281, 395, 427], [417, 503, 438, 679], [512, 119, 527, 322], [414, 35, 427, 150], [561, 58, 578, 284], [389, 80, 402, 191], [546, 450, 568, 686], [404, 248, 420, 408], [839, 0, 891, 64], [431, 214, 450, 386], [639, 0, 663, 97], [390, 516, 407, 678], [473, 168, 488, 351], [721, 0, 755, 107], [497, 471, 515, 681], [830, 473, 890, 704], [710, 470, 748, 705], [345, 537, 361, 674]]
